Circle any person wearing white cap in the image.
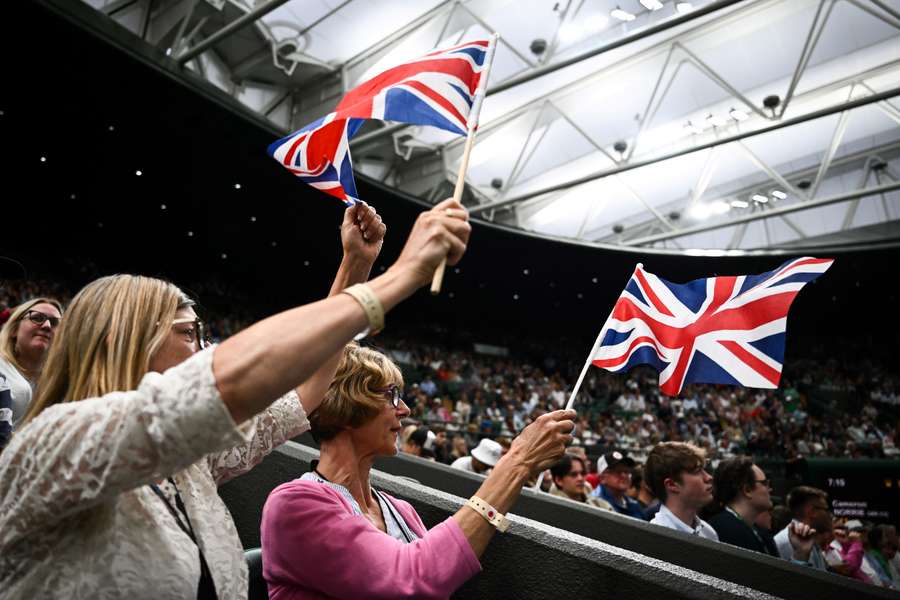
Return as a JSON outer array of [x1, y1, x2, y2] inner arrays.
[[451, 438, 502, 475]]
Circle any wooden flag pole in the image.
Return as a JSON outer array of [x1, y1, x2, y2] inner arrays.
[[534, 328, 606, 490], [431, 33, 499, 294]]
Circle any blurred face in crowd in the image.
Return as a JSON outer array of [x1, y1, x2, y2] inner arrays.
[[556, 458, 586, 500], [881, 528, 899, 559], [15, 302, 62, 360], [800, 496, 830, 525], [149, 306, 201, 373], [601, 465, 633, 496], [746, 465, 773, 512]]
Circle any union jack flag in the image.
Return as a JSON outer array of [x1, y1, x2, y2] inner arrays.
[[267, 38, 495, 204], [592, 257, 833, 396]]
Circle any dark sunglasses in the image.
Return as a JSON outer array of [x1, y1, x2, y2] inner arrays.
[[25, 310, 61, 328]]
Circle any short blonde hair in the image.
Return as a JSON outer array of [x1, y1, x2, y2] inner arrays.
[[0, 297, 64, 375], [22, 275, 192, 425], [310, 343, 403, 441]]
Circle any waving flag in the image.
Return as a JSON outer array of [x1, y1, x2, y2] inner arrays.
[[268, 38, 496, 204], [592, 257, 833, 396]]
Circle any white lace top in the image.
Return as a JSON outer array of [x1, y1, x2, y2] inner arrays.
[[0, 345, 310, 599]]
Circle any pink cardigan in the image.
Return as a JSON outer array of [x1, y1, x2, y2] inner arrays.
[[261, 480, 482, 599]]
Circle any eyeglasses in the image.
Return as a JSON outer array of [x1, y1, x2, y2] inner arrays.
[[379, 385, 402, 408], [172, 317, 211, 349], [754, 479, 772, 489], [25, 310, 61, 329]]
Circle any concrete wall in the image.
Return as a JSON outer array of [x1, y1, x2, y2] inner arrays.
[[219, 443, 896, 600]]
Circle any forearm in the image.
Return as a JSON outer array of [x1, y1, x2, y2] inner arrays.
[[451, 449, 530, 557], [296, 255, 374, 414], [215, 266, 415, 423]]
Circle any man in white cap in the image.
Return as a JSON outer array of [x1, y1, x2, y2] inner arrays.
[[590, 449, 645, 519], [451, 438, 501, 475]]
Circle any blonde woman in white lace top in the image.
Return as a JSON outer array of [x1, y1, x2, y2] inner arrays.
[[0, 199, 472, 599]]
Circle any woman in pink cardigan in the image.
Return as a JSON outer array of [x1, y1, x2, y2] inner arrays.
[[261, 344, 575, 599]]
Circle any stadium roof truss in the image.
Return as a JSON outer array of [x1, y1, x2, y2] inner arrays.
[[86, 0, 900, 253]]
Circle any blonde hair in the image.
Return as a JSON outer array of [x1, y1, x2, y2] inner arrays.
[[21, 275, 192, 425], [310, 343, 404, 441], [0, 297, 64, 375]]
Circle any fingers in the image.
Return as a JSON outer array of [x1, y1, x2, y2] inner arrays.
[[353, 202, 385, 242]]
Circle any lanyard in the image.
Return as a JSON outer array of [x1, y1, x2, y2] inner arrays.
[[149, 478, 219, 600], [725, 506, 766, 548]]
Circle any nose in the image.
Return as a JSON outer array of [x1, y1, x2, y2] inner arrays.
[[396, 398, 411, 418]]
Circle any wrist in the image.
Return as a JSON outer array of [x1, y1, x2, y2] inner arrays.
[[340, 254, 373, 281], [495, 448, 531, 483]]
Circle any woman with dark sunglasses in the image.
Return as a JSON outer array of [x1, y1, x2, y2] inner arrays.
[[260, 343, 575, 600], [0, 199, 471, 599], [0, 297, 63, 446]]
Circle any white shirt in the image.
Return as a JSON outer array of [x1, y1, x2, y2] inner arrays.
[[450, 455, 490, 476], [0, 357, 33, 426], [0, 346, 310, 599], [650, 504, 719, 541]]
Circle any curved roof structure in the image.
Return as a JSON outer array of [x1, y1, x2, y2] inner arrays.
[[85, 0, 900, 253]]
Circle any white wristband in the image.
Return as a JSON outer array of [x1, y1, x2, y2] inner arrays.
[[466, 495, 510, 532], [341, 283, 384, 336]]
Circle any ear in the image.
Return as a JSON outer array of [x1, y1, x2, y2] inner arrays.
[[663, 476, 681, 496]]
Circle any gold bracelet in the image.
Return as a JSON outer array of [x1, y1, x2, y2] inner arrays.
[[341, 283, 384, 336], [465, 495, 510, 532]]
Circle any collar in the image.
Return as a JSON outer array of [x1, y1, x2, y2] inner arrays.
[[659, 504, 705, 535]]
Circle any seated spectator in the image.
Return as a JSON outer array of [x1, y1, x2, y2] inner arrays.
[[829, 520, 870, 583], [864, 524, 898, 589], [773, 486, 830, 570], [548, 454, 613, 511], [707, 457, 780, 556], [261, 344, 575, 599], [0, 297, 63, 448], [451, 438, 502, 476], [402, 426, 436, 459], [590, 451, 645, 519], [627, 466, 658, 518], [449, 434, 469, 463], [645, 442, 718, 540]]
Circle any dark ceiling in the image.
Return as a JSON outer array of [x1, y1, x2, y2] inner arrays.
[[1, 1, 897, 361]]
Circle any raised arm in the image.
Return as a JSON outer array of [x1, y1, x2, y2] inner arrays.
[[214, 198, 470, 424], [297, 201, 386, 416]]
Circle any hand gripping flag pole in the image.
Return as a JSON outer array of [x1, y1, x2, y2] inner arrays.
[[430, 33, 499, 295]]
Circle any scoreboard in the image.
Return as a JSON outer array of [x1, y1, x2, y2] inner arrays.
[[800, 458, 900, 527]]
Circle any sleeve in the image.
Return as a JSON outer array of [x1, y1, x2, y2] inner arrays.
[[840, 540, 864, 571], [0, 346, 250, 544], [206, 390, 310, 486], [261, 483, 481, 600]]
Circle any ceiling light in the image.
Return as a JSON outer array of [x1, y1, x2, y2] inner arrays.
[[513, 293, 520, 300], [771, 190, 787, 200], [730, 200, 749, 208], [250, 216, 257, 222], [523, 268, 530, 275], [710, 200, 731, 215], [234, 183, 241, 190], [40, 156, 46, 162], [188, 231, 194, 237], [611, 7, 636, 21], [729, 107, 749, 122], [640, 0, 664, 9], [160, 204, 166, 210], [136, 170, 143, 176], [675, 1, 693, 13], [706, 114, 727, 128], [684, 120, 703, 134], [752, 194, 769, 204], [221, 253, 227, 259]]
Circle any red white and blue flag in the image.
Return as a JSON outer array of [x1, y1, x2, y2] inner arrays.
[[591, 257, 833, 396], [267, 38, 495, 204]]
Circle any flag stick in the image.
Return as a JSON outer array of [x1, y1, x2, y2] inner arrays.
[[534, 328, 606, 490], [431, 33, 499, 294]]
